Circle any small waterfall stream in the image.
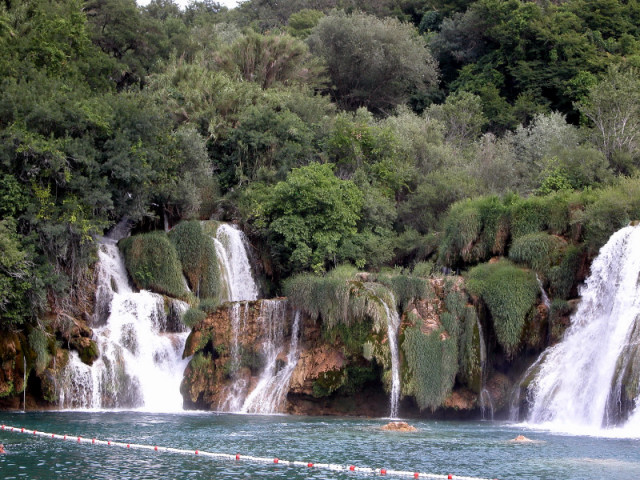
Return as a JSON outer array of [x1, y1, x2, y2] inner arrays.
[[213, 224, 259, 302], [380, 297, 401, 419], [59, 239, 190, 411], [240, 301, 301, 414], [527, 225, 640, 431], [218, 302, 250, 412]]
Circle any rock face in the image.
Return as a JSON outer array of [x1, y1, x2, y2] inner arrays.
[[182, 299, 354, 413]]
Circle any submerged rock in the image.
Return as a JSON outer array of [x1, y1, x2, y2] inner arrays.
[[381, 421, 417, 432]]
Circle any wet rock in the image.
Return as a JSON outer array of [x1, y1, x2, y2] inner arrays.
[[381, 421, 417, 432]]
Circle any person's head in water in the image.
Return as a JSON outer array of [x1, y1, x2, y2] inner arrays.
[[0, 444, 5, 453]]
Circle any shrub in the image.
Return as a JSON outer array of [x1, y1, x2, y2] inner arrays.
[[120, 232, 186, 299], [182, 308, 207, 329], [466, 260, 538, 356], [578, 176, 640, 250], [169, 221, 221, 301], [376, 274, 429, 311], [439, 196, 509, 266], [508, 232, 567, 273], [402, 319, 458, 411], [509, 196, 550, 239], [547, 245, 583, 299]]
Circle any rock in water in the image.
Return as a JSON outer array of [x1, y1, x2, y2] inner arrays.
[[381, 421, 417, 432], [511, 435, 534, 443]]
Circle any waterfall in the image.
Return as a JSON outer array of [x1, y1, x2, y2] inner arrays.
[[476, 318, 494, 420], [381, 297, 401, 419], [240, 301, 301, 414], [218, 302, 250, 412], [527, 225, 640, 432], [59, 239, 190, 411], [536, 274, 551, 310], [212, 224, 259, 302]]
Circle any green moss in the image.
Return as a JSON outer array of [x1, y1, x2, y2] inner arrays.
[[323, 320, 373, 356], [467, 259, 538, 356], [28, 328, 50, 374], [79, 340, 99, 365], [313, 368, 348, 397], [120, 232, 187, 299], [169, 221, 221, 301], [458, 305, 482, 392]]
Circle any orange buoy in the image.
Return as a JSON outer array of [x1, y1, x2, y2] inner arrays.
[[414, 473, 419, 478], [274, 458, 279, 464], [107, 441, 111, 446], [448, 475, 453, 479], [127, 444, 130, 448], [235, 454, 240, 461], [350, 465, 355, 471], [381, 468, 387, 475], [308, 463, 313, 468], [195, 450, 199, 455]]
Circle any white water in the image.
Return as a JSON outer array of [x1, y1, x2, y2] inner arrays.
[[527, 225, 640, 434], [240, 301, 301, 414], [218, 302, 250, 412], [59, 239, 189, 412], [381, 297, 401, 419], [212, 224, 259, 302], [536, 274, 551, 310]]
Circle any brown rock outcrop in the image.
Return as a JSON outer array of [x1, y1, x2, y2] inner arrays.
[[381, 421, 417, 432]]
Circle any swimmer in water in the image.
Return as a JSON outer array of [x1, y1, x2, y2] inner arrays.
[[0, 444, 5, 453]]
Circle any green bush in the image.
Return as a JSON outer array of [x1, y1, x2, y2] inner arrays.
[[547, 245, 583, 299], [120, 232, 187, 299], [439, 196, 509, 266], [508, 232, 567, 272], [402, 319, 458, 411], [376, 274, 429, 311], [578, 176, 640, 249], [169, 221, 221, 301], [182, 308, 207, 328], [509, 196, 551, 239], [198, 298, 219, 314], [466, 260, 538, 356]]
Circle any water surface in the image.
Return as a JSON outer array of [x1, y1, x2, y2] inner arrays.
[[1, 412, 639, 480]]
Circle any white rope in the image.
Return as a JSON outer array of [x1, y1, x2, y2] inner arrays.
[[1, 424, 498, 480]]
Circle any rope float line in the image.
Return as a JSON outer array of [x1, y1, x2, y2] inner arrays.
[[1, 424, 498, 480]]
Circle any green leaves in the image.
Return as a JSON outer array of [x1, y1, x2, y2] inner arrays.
[[258, 163, 362, 273]]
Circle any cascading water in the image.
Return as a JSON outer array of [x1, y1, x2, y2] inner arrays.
[[59, 239, 190, 411], [240, 301, 301, 414], [527, 225, 640, 432], [476, 318, 494, 421], [218, 302, 250, 412], [212, 224, 259, 302], [381, 297, 401, 419], [536, 274, 551, 310]]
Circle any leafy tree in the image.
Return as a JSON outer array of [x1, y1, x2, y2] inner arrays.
[[576, 67, 640, 168], [245, 163, 363, 274], [308, 11, 439, 113]]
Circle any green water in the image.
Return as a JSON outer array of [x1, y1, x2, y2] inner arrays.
[[0, 412, 639, 480]]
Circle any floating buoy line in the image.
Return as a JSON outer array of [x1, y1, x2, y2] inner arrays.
[[1, 424, 498, 480]]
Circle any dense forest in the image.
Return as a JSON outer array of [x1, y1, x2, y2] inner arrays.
[[2, 0, 640, 407]]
